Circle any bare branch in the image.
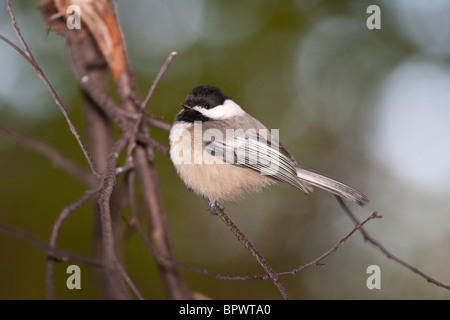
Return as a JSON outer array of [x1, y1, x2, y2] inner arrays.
[[123, 211, 263, 281], [141, 51, 177, 111], [46, 186, 101, 299], [335, 196, 450, 291], [145, 117, 172, 132], [93, 3, 189, 297], [120, 202, 379, 284], [277, 211, 381, 277], [39, 0, 187, 299], [65, 26, 136, 133], [0, 222, 101, 268], [97, 136, 129, 259], [115, 259, 145, 300], [134, 145, 191, 299], [96, 135, 131, 299], [209, 202, 291, 300], [0, 121, 92, 186], [135, 133, 170, 157], [0, 34, 29, 61], [3, 0, 100, 179]]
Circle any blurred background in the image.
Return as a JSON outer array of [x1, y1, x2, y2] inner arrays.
[[0, 0, 449, 299]]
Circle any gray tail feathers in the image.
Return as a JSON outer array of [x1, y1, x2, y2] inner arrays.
[[295, 166, 369, 206]]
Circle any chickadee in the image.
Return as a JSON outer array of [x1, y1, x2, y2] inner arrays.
[[169, 85, 368, 211]]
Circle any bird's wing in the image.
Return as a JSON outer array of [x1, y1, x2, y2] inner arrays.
[[204, 130, 314, 195]]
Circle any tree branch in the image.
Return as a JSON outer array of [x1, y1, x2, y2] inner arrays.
[[0, 222, 101, 268], [277, 211, 381, 277], [134, 145, 191, 299], [335, 196, 450, 291], [3, 0, 100, 180], [144, 117, 172, 132], [96, 135, 131, 299], [141, 51, 177, 111], [0, 121, 92, 186], [209, 203, 291, 300], [46, 187, 100, 299]]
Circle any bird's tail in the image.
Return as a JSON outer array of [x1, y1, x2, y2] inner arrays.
[[295, 166, 369, 206]]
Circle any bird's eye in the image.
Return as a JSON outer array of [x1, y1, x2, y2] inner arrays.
[[204, 104, 210, 109]]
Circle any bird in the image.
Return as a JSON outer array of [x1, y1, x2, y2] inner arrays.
[[169, 85, 368, 212]]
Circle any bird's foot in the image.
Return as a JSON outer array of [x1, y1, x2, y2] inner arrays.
[[206, 200, 224, 215]]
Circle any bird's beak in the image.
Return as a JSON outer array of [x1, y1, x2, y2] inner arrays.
[[181, 103, 192, 110]]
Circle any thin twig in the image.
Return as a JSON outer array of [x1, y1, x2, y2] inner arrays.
[[145, 118, 172, 132], [210, 203, 291, 300], [135, 133, 170, 157], [118, 201, 375, 285], [0, 121, 92, 186], [123, 208, 379, 281], [335, 196, 450, 291], [134, 145, 191, 299], [126, 215, 265, 280], [125, 52, 175, 163], [0, 34, 28, 60], [65, 26, 136, 133], [115, 259, 145, 300], [46, 186, 102, 299], [0, 222, 101, 267], [107, 10, 188, 297], [97, 135, 131, 299], [98, 136, 129, 259], [140, 52, 177, 111], [45, 136, 132, 300], [3, 0, 100, 180], [277, 211, 381, 276]]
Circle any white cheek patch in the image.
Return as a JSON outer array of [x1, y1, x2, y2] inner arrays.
[[193, 99, 245, 120]]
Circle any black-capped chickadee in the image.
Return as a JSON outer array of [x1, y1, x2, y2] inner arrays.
[[169, 85, 368, 211]]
